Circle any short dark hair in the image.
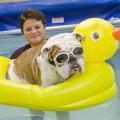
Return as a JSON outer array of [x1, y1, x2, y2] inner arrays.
[[19, 9, 46, 32]]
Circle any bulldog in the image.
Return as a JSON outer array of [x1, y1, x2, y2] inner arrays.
[[7, 32, 85, 87], [7, 32, 85, 120]]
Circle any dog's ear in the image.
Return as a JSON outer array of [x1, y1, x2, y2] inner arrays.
[[72, 32, 85, 42], [41, 47, 50, 58]]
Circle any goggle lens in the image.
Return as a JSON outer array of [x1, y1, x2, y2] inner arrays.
[[73, 47, 83, 56], [55, 47, 83, 65], [56, 54, 68, 64]]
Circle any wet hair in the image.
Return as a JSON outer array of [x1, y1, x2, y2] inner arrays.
[[19, 9, 46, 32]]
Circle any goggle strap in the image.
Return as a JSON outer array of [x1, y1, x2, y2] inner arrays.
[[48, 60, 55, 66]]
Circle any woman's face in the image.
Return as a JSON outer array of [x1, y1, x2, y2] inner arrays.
[[23, 19, 46, 47]]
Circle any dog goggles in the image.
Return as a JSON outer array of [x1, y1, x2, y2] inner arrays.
[[54, 46, 83, 65]]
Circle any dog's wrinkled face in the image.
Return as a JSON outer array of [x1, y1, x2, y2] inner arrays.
[[41, 32, 85, 80]]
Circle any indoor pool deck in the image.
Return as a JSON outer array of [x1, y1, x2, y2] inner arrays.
[[0, 34, 120, 120]]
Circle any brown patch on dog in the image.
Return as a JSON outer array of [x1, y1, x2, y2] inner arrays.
[[13, 41, 46, 85], [31, 46, 42, 85], [48, 45, 61, 63]]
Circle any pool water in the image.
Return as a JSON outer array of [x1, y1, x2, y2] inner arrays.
[[0, 34, 120, 120]]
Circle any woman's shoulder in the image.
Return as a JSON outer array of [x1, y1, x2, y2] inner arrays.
[[10, 44, 31, 59]]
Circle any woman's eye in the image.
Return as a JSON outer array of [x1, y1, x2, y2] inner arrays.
[[25, 28, 32, 32], [73, 47, 83, 56], [35, 26, 41, 29], [56, 54, 68, 63]]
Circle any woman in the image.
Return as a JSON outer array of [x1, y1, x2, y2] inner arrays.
[[10, 8, 46, 59], [10, 8, 47, 120]]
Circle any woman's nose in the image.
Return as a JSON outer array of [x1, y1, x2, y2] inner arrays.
[[31, 28, 37, 34]]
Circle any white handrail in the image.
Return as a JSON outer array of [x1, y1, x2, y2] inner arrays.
[[0, 19, 120, 36], [0, 24, 77, 35]]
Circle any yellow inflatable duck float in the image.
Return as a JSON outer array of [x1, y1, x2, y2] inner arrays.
[[0, 18, 119, 111]]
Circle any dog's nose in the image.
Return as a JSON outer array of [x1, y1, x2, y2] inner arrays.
[[69, 54, 76, 63]]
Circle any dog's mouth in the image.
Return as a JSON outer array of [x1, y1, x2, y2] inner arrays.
[[70, 63, 81, 75]]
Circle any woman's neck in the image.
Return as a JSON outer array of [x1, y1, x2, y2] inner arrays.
[[30, 39, 47, 48]]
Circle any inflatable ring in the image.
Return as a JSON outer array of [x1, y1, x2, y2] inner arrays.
[[0, 56, 117, 111], [0, 18, 119, 111]]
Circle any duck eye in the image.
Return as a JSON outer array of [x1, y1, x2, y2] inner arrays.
[[92, 32, 99, 40]]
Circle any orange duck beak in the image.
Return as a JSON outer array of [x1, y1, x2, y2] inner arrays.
[[112, 27, 120, 40]]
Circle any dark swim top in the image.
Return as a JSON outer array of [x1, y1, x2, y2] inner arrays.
[[10, 44, 31, 59]]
